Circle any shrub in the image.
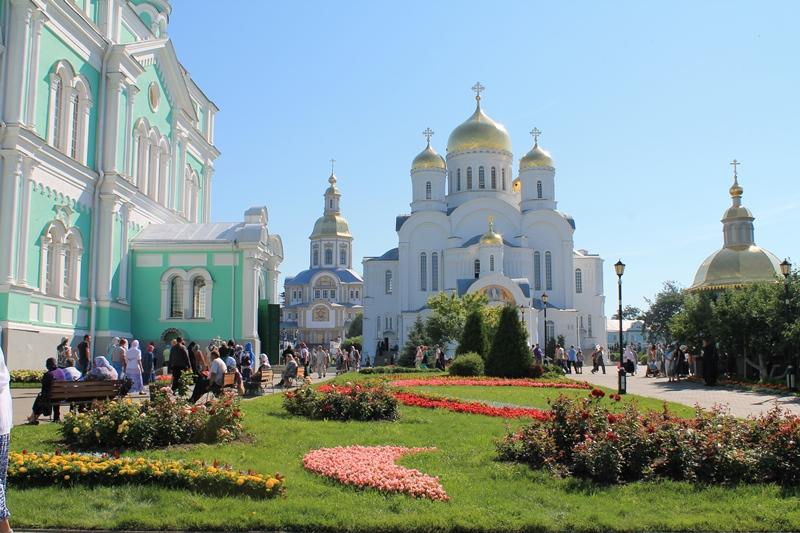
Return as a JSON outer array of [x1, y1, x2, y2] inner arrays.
[[486, 306, 532, 378], [9, 451, 284, 499], [284, 384, 398, 421], [497, 395, 800, 485], [359, 366, 439, 375], [342, 336, 363, 352], [448, 353, 484, 376], [61, 388, 243, 450], [456, 310, 489, 360], [399, 317, 430, 367]]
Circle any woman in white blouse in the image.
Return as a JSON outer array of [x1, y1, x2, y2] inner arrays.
[[0, 343, 14, 532]]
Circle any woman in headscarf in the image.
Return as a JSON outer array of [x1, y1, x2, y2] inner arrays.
[[88, 356, 118, 381], [27, 357, 65, 424], [224, 356, 245, 395], [242, 342, 256, 375], [0, 345, 14, 532], [125, 340, 144, 394]]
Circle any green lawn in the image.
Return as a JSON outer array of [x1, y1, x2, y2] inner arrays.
[[406, 385, 698, 418], [6, 373, 799, 532]]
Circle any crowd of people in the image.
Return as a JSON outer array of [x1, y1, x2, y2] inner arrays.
[[413, 345, 446, 370]]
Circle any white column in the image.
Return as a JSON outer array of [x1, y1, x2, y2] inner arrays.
[[16, 159, 35, 286], [175, 133, 187, 212], [102, 72, 124, 174], [24, 11, 44, 127], [202, 160, 213, 222], [117, 203, 131, 303], [96, 193, 118, 301], [122, 85, 138, 179], [3, 1, 33, 124], [0, 152, 23, 284]]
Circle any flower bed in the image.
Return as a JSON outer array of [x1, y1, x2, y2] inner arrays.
[[359, 366, 441, 375], [390, 376, 591, 389], [497, 394, 800, 485], [303, 446, 447, 501], [284, 384, 398, 421], [61, 388, 242, 449], [394, 391, 551, 420], [8, 451, 283, 498], [10, 370, 44, 383]]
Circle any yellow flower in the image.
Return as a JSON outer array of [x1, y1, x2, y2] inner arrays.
[[63, 475, 70, 480], [72, 426, 80, 434], [266, 478, 277, 489], [236, 477, 245, 486], [18, 467, 27, 474]]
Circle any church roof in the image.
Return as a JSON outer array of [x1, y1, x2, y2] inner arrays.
[[133, 222, 265, 244], [285, 268, 363, 285], [365, 248, 399, 262], [461, 234, 517, 248], [395, 215, 410, 232]]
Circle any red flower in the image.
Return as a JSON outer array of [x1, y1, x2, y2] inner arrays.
[[581, 412, 589, 420], [590, 388, 606, 398], [606, 431, 618, 442], [393, 391, 550, 421]]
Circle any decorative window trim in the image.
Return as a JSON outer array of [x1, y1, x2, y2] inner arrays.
[[474, 258, 480, 279], [46, 61, 92, 164], [420, 252, 427, 292], [537, 180, 543, 199], [431, 252, 439, 291], [160, 267, 214, 321], [425, 181, 431, 200], [545, 251, 553, 291], [39, 220, 82, 300], [534, 251, 541, 291], [575, 268, 583, 294], [385, 270, 393, 294], [466, 167, 473, 189], [490, 167, 497, 189]]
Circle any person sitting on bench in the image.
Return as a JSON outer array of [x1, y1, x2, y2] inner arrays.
[[208, 349, 227, 397], [27, 358, 65, 424], [280, 354, 298, 387], [87, 356, 118, 381]]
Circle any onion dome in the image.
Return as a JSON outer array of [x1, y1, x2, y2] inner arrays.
[[519, 128, 554, 170], [689, 161, 782, 291], [479, 216, 503, 246], [447, 83, 512, 154], [512, 178, 521, 193], [412, 128, 446, 171], [310, 214, 352, 238]]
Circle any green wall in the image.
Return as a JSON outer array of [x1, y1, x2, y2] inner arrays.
[[132, 64, 172, 138], [186, 151, 204, 220], [120, 23, 137, 45], [35, 27, 100, 169], [130, 251, 245, 343]]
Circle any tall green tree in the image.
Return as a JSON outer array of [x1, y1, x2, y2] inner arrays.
[[611, 305, 644, 320], [399, 316, 429, 367], [456, 309, 489, 360], [486, 306, 532, 378], [346, 312, 363, 338], [641, 281, 685, 343], [425, 292, 488, 347]]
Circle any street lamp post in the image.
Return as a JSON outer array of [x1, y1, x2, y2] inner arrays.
[[614, 260, 626, 394], [541, 293, 549, 361], [781, 259, 795, 391]]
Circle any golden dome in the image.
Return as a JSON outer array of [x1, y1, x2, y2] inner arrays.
[[512, 178, 521, 193], [723, 205, 753, 219], [479, 216, 503, 246], [729, 180, 743, 198], [519, 143, 554, 170], [689, 245, 781, 291], [310, 214, 352, 239], [411, 142, 446, 171], [447, 100, 512, 154]]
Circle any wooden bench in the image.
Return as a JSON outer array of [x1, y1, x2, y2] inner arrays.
[[48, 380, 124, 409], [222, 372, 237, 389], [245, 368, 274, 397]]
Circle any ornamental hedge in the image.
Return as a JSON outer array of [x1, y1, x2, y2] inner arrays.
[[284, 384, 398, 421]]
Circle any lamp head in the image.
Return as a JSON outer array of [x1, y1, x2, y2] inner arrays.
[[614, 260, 626, 277], [780, 259, 791, 278], [541, 293, 548, 305]]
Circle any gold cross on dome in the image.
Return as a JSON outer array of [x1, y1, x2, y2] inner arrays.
[[422, 128, 434, 144], [488, 215, 494, 231], [471, 81, 485, 100], [330, 158, 336, 174], [730, 159, 740, 177], [530, 127, 542, 145]]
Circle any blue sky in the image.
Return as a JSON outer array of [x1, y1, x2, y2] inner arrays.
[[169, 0, 799, 316]]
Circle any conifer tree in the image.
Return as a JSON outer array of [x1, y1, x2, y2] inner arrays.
[[399, 316, 429, 367], [486, 305, 532, 377], [456, 309, 489, 361]]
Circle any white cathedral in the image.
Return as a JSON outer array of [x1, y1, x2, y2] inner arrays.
[[362, 84, 606, 359]]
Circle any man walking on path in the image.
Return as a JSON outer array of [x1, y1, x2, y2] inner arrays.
[[169, 337, 191, 393], [76, 335, 91, 375], [702, 338, 719, 386]]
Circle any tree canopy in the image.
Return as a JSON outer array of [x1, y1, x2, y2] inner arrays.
[[346, 312, 363, 338], [486, 305, 532, 378]]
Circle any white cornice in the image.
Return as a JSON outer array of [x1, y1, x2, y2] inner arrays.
[[43, 0, 108, 70]]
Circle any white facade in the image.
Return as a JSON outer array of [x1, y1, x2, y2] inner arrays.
[[363, 87, 606, 357]]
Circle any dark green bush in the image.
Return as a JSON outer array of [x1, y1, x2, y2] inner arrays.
[[283, 384, 398, 421], [457, 310, 489, 360], [486, 306, 532, 378], [448, 353, 485, 376]]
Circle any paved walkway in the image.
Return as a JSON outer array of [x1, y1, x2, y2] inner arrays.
[[571, 364, 800, 418]]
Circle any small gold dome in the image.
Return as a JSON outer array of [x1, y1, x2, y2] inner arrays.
[[411, 143, 446, 171], [689, 246, 782, 291], [512, 178, 521, 193], [519, 143, 554, 170], [479, 217, 503, 246], [447, 101, 512, 154], [729, 181, 743, 198], [310, 214, 351, 239]]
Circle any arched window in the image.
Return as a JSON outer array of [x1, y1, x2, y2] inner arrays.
[[457, 169, 461, 191], [478, 166, 485, 188], [192, 277, 207, 318], [329, 199, 333, 209], [51, 77, 64, 149], [339, 245, 347, 266], [534, 251, 541, 291], [474, 259, 481, 279], [491, 167, 497, 189], [466, 167, 473, 189], [385, 270, 393, 294], [425, 181, 431, 200], [63, 246, 72, 297], [537, 180, 543, 199], [169, 276, 183, 318], [489, 255, 495, 272], [69, 93, 80, 159], [431, 252, 439, 291], [501, 168, 506, 190], [376, 316, 381, 335], [545, 251, 553, 290], [40, 221, 83, 299], [324, 246, 333, 265], [575, 269, 583, 293], [420, 252, 427, 291], [312, 245, 319, 266]]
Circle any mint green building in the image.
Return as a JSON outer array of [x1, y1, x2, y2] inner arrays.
[[0, 0, 283, 367]]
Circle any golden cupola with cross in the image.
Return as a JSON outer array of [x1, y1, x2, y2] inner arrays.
[[410, 128, 447, 213], [689, 160, 782, 291], [447, 82, 512, 154]]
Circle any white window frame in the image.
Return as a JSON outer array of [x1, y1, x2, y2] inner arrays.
[[160, 267, 213, 321]]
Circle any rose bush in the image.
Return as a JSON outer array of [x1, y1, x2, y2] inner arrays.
[[61, 387, 243, 449], [303, 446, 448, 501], [8, 451, 283, 498], [497, 394, 800, 485], [284, 384, 398, 421]]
